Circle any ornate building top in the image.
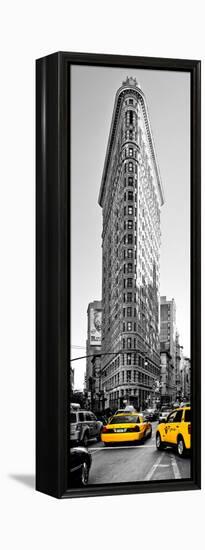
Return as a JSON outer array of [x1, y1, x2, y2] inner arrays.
[[98, 79, 165, 208], [122, 76, 141, 88]]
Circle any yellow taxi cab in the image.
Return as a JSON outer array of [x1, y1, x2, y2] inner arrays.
[[156, 406, 191, 456], [101, 412, 152, 445]]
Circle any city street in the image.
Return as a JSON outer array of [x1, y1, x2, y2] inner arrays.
[[88, 422, 191, 484]]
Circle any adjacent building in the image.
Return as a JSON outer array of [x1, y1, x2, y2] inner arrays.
[[160, 296, 176, 404], [181, 357, 191, 401], [70, 366, 74, 392], [86, 300, 102, 409], [160, 296, 176, 358], [175, 331, 184, 401], [98, 77, 164, 411]]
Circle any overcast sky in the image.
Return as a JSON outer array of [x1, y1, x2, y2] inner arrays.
[[71, 65, 190, 390]]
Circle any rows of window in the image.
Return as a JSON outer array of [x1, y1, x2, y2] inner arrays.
[[124, 206, 136, 216], [123, 292, 136, 302], [104, 370, 155, 390], [124, 176, 135, 186], [125, 109, 136, 127], [102, 352, 159, 378], [123, 278, 135, 289], [123, 219, 136, 230], [104, 369, 138, 389], [124, 129, 139, 142], [122, 337, 136, 349], [123, 262, 134, 273], [138, 372, 153, 386], [123, 147, 138, 159], [123, 306, 137, 317], [123, 234, 138, 245], [103, 356, 120, 379], [108, 388, 139, 401], [123, 249, 135, 259], [123, 321, 136, 331], [122, 353, 137, 366], [124, 161, 137, 173], [124, 191, 137, 201]]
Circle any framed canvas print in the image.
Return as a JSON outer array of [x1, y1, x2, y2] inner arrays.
[[36, 51, 201, 498]]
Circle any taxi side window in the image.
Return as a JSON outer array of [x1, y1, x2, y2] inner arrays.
[[184, 409, 191, 422], [167, 412, 177, 423], [167, 410, 183, 423], [85, 413, 92, 422], [79, 412, 84, 422], [90, 414, 97, 421], [174, 410, 183, 422]]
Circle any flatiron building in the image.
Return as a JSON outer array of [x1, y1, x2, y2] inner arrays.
[[98, 77, 164, 411]]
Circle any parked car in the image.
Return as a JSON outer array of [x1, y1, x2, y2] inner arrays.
[[180, 401, 191, 407], [70, 447, 92, 486], [143, 408, 159, 421], [101, 412, 152, 445], [156, 406, 191, 456], [158, 406, 172, 423], [70, 408, 102, 446], [96, 414, 108, 425]]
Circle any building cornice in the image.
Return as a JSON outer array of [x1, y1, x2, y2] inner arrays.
[[98, 83, 165, 208]]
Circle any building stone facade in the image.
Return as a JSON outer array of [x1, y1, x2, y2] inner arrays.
[[160, 352, 175, 405], [181, 357, 191, 401], [70, 366, 74, 392], [86, 300, 102, 405], [98, 77, 164, 411], [160, 296, 176, 359], [160, 296, 176, 403], [175, 331, 184, 401]]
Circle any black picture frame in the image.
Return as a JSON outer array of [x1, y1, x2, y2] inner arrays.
[[36, 51, 201, 499]]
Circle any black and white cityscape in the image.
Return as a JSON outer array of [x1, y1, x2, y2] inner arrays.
[[70, 69, 191, 486]]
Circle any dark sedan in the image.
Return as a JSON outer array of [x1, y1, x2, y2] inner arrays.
[[143, 408, 159, 421], [70, 447, 92, 486]]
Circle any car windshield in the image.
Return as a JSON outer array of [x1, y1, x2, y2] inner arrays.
[[109, 415, 141, 424]]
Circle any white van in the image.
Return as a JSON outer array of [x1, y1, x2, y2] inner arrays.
[[70, 409, 102, 446]]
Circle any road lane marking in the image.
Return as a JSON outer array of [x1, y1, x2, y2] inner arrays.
[[170, 454, 181, 479], [90, 445, 156, 452], [144, 452, 164, 481]]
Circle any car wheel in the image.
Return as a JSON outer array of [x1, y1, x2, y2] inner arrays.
[[177, 436, 186, 457], [80, 461, 89, 486], [82, 432, 89, 447], [156, 432, 163, 450]]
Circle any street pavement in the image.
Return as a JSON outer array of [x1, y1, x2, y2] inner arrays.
[[88, 422, 191, 484]]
